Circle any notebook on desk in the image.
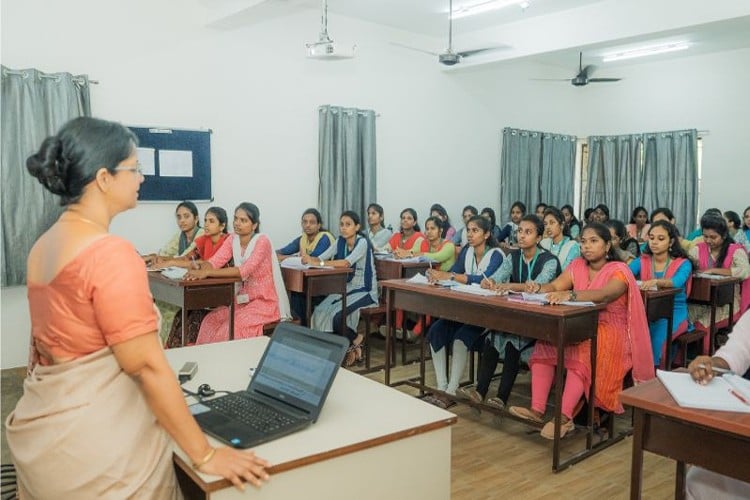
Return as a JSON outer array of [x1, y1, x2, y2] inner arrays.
[[656, 369, 750, 413], [190, 323, 349, 448]]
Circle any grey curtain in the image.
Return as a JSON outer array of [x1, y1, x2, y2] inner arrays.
[[1, 66, 91, 286], [499, 127, 576, 219], [585, 134, 642, 222], [318, 105, 377, 232], [641, 130, 698, 236]]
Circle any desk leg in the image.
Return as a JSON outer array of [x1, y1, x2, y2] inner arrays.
[[709, 287, 719, 355], [552, 329, 565, 471], [675, 461, 686, 500], [419, 315, 427, 396], [181, 306, 188, 347], [340, 281, 347, 340], [228, 297, 235, 341], [305, 278, 313, 328], [385, 289, 393, 386], [589, 325, 598, 449], [665, 310, 674, 370], [630, 409, 644, 500]]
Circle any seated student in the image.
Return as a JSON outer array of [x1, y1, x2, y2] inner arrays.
[[366, 203, 393, 252], [388, 216, 457, 341], [186, 203, 291, 344], [743, 206, 750, 247], [276, 208, 336, 261], [480, 207, 503, 244], [626, 206, 651, 243], [496, 201, 526, 252], [688, 215, 750, 337], [311, 211, 378, 367], [583, 207, 595, 226], [725, 210, 750, 253], [143, 201, 204, 266], [157, 206, 230, 269], [277, 208, 336, 324], [452, 205, 479, 252], [535, 202, 548, 218], [686, 208, 723, 241], [423, 215, 504, 407], [651, 207, 695, 253], [561, 204, 582, 240], [461, 215, 561, 409], [508, 223, 653, 439], [591, 203, 610, 224], [686, 310, 750, 500], [606, 219, 640, 263], [388, 208, 428, 257], [430, 203, 456, 241], [629, 221, 693, 367], [540, 206, 580, 269]]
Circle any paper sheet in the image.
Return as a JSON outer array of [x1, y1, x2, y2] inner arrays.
[[136, 147, 156, 175], [159, 149, 193, 177]]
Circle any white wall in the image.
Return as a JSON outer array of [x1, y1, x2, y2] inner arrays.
[[2, 0, 748, 367]]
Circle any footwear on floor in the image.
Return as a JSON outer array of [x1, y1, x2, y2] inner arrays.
[[405, 329, 418, 342], [540, 418, 575, 440], [378, 325, 403, 339], [486, 397, 505, 411], [457, 386, 483, 404], [423, 394, 456, 410], [508, 406, 544, 424]]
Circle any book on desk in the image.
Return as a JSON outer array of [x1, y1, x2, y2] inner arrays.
[[656, 369, 750, 413]]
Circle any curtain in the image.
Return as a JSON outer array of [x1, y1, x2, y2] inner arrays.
[[499, 127, 576, 220], [1, 66, 91, 286], [585, 134, 642, 222], [318, 105, 377, 232], [642, 129, 698, 237]]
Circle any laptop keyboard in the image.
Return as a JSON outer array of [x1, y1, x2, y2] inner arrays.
[[206, 394, 298, 433]]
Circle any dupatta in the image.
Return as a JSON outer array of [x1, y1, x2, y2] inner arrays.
[[697, 242, 750, 314], [233, 234, 292, 320], [639, 254, 693, 297]]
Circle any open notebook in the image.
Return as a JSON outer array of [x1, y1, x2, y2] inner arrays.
[[656, 369, 750, 413]]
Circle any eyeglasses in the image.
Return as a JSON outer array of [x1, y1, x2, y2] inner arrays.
[[114, 163, 144, 175]]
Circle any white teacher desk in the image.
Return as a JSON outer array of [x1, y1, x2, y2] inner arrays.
[[165, 337, 457, 499]]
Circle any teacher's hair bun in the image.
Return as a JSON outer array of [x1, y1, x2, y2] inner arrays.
[[26, 136, 70, 196]]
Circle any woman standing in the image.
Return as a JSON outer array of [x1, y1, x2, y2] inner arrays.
[[388, 208, 428, 257], [508, 223, 653, 438], [311, 211, 378, 366], [6, 117, 268, 497], [366, 203, 393, 252], [629, 221, 693, 367], [464, 215, 561, 409], [424, 215, 504, 406], [540, 206, 580, 270], [626, 206, 651, 243], [189, 203, 292, 343]]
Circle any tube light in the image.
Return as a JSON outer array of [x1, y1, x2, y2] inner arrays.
[[602, 42, 690, 62], [452, 0, 529, 19]]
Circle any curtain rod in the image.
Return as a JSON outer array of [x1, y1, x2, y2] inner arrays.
[[2, 68, 98, 85]]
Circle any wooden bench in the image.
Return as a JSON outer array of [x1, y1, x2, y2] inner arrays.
[[262, 318, 301, 336]]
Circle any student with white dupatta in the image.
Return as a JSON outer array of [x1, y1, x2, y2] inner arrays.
[[424, 215, 504, 408], [188, 202, 291, 344]]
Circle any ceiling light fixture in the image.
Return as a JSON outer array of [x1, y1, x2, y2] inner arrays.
[[602, 42, 690, 62], [451, 0, 530, 19], [305, 0, 356, 60]]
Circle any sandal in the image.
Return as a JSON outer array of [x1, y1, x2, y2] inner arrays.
[[422, 394, 456, 410], [540, 418, 575, 440], [486, 397, 505, 411], [508, 406, 544, 424], [457, 386, 483, 404]]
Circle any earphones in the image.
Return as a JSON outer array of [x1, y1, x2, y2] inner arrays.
[[197, 383, 216, 398]]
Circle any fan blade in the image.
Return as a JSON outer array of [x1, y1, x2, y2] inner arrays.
[[581, 64, 595, 77], [530, 78, 571, 82], [457, 44, 511, 58], [588, 78, 622, 83], [390, 42, 439, 57]]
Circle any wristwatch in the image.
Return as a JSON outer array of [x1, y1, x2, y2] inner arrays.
[[569, 290, 577, 302], [450, 272, 456, 281]]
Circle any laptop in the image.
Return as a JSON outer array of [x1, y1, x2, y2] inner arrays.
[[190, 323, 349, 448]]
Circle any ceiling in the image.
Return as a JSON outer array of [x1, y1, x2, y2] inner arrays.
[[204, 0, 750, 72]]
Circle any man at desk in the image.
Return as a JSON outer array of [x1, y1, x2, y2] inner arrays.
[[687, 309, 750, 499]]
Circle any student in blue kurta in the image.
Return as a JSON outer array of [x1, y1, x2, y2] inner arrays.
[[277, 208, 336, 324], [461, 215, 562, 410], [629, 220, 693, 367], [423, 215, 504, 407]]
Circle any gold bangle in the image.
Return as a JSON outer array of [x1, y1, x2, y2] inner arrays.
[[192, 447, 216, 470]]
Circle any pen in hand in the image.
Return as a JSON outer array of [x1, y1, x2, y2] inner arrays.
[[697, 364, 733, 375]]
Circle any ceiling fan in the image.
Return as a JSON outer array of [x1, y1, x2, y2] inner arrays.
[[535, 52, 622, 86], [393, 0, 510, 66]]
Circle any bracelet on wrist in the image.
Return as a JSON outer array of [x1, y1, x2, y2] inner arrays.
[[192, 447, 216, 470], [535, 283, 542, 293]]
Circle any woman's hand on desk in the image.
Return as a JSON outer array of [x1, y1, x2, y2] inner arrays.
[[639, 279, 658, 290], [688, 355, 732, 385], [546, 291, 572, 305], [198, 447, 271, 490], [393, 248, 411, 259], [480, 277, 495, 289], [300, 254, 315, 265], [185, 268, 210, 281], [426, 269, 447, 283]]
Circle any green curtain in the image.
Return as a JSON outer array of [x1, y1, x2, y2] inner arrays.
[[499, 127, 576, 220], [586, 134, 642, 222], [1, 66, 91, 286], [641, 130, 698, 237], [318, 105, 377, 231]]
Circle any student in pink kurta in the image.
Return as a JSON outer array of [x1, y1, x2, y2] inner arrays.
[[187, 203, 290, 344]]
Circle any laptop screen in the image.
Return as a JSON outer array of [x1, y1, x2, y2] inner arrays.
[[249, 326, 345, 415]]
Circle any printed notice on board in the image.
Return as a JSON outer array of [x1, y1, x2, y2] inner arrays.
[[159, 150, 193, 177], [136, 147, 156, 176]]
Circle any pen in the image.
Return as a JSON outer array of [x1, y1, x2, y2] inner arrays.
[[697, 364, 734, 375], [191, 255, 198, 270], [729, 388, 750, 405]]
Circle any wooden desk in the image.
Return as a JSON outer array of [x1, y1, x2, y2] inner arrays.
[[620, 377, 750, 500], [165, 337, 457, 499], [381, 279, 607, 472], [375, 258, 432, 281], [641, 288, 679, 369], [688, 276, 741, 354], [280, 266, 352, 331], [149, 273, 238, 346]]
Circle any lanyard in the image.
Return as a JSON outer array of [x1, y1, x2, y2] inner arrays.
[[519, 249, 539, 281], [471, 248, 486, 274], [550, 236, 568, 256], [651, 255, 670, 277]]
